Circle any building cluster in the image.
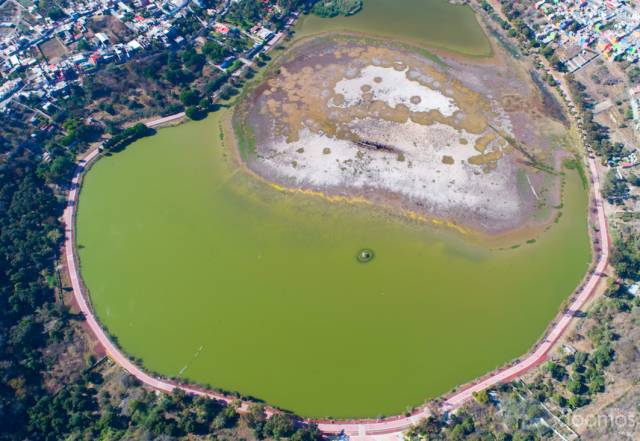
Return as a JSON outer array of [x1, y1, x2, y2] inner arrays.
[[531, 0, 640, 67], [0, 0, 295, 114]]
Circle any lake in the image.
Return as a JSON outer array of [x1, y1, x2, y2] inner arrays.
[[77, 112, 590, 418], [297, 0, 492, 57]]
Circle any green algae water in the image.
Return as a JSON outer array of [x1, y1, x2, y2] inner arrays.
[[297, 0, 492, 57], [77, 114, 591, 418]]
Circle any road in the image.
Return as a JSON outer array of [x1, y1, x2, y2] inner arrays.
[[145, 111, 185, 128], [64, 114, 610, 440]]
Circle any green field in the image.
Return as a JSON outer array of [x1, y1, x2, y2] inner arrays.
[[77, 113, 591, 418], [296, 0, 492, 57]]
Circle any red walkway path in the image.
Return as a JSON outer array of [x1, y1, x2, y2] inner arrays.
[[64, 122, 609, 439]]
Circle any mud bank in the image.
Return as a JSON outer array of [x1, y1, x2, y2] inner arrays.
[[236, 35, 571, 235]]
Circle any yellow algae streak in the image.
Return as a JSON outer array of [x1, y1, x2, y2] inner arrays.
[[268, 181, 470, 236]]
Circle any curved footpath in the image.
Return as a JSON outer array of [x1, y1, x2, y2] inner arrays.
[[64, 115, 610, 440]]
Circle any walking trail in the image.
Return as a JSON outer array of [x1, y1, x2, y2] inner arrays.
[[64, 114, 610, 440]]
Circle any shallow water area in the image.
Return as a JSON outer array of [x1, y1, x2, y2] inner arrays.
[[297, 0, 492, 57], [242, 35, 568, 234]]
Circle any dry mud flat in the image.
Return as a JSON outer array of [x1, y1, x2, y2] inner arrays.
[[239, 36, 570, 235]]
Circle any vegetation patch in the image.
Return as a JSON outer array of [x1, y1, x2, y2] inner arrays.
[[312, 0, 363, 18]]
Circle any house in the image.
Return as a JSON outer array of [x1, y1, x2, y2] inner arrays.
[[95, 32, 110, 47], [255, 27, 274, 42], [214, 22, 230, 35], [220, 56, 235, 69], [126, 39, 143, 52]]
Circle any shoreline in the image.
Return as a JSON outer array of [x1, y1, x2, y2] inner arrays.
[[62, 5, 611, 435], [226, 110, 581, 250], [232, 33, 575, 247], [293, 3, 495, 61], [63, 109, 609, 438]]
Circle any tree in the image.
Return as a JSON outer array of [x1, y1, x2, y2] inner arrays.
[[406, 416, 443, 439], [312, 0, 363, 17], [198, 97, 211, 111], [568, 394, 589, 409], [46, 152, 75, 184], [77, 39, 91, 51], [611, 231, 640, 280], [185, 106, 206, 120], [180, 89, 200, 106], [291, 423, 322, 441], [473, 389, 490, 404], [574, 351, 588, 368], [592, 344, 614, 368], [546, 361, 567, 381], [553, 393, 567, 407], [60, 118, 103, 147], [165, 67, 194, 85], [103, 123, 154, 152], [219, 85, 237, 100], [243, 403, 266, 437], [541, 45, 554, 59], [244, 403, 266, 430], [227, 0, 264, 26], [264, 413, 297, 439], [180, 48, 205, 72], [206, 74, 229, 94], [46, 6, 66, 20], [567, 374, 585, 395], [588, 375, 605, 394], [202, 40, 227, 64], [601, 169, 628, 204], [211, 404, 238, 430], [629, 66, 640, 83], [512, 431, 535, 441]]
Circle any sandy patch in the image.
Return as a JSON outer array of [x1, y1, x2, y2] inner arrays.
[[258, 117, 519, 228], [240, 37, 569, 234], [333, 65, 457, 115]]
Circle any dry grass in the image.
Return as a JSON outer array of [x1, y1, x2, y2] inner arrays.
[[39, 37, 68, 63]]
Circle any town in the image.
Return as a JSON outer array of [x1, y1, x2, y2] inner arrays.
[[0, 0, 303, 158], [531, 0, 640, 65], [482, 0, 640, 247]]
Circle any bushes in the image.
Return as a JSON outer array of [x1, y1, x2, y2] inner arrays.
[[206, 73, 229, 95], [312, 0, 363, 17], [202, 40, 228, 64], [0, 152, 63, 437], [546, 361, 567, 381], [602, 169, 629, 204], [180, 88, 201, 106], [59, 118, 103, 148], [611, 231, 640, 280], [243, 406, 321, 441], [102, 123, 154, 152]]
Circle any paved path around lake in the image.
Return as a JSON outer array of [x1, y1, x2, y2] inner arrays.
[[313, 155, 610, 438], [64, 116, 258, 414], [64, 115, 610, 440]]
